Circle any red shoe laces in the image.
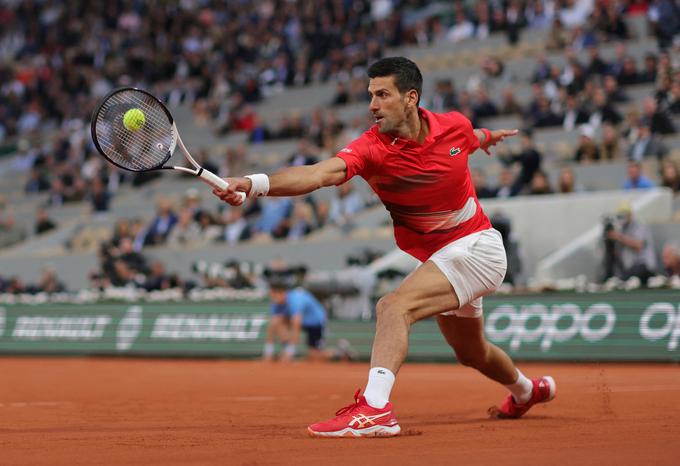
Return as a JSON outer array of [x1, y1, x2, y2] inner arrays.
[[335, 389, 362, 416]]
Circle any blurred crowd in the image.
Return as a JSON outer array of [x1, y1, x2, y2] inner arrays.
[[85, 176, 371, 291]]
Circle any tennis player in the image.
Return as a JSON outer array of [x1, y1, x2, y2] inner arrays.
[[214, 57, 555, 437]]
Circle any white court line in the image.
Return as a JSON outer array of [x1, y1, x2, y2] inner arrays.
[[589, 385, 680, 394], [0, 401, 67, 408], [230, 396, 277, 402]]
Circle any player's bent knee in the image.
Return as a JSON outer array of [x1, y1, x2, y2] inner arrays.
[[375, 293, 415, 325]]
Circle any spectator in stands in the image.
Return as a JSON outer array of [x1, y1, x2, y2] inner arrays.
[[24, 167, 50, 193], [617, 56, 641, 86], [561, 93, 590, 131], [46, 178, 66, 207], [585, 45, 610, 77], [595, 2, 629, 40], [639, 53, 659, 84], [588, 87, 623, 128], [498, 129, 543, 195], [495, 167, 517, 198], [473, 87, 500, 119], [526, 0, 554, 30], [574, 124, 602, 163], [627, 123, 669, 161], [600, 122, 623, 161], [531, 93, 563, 127], [89, 177, 111, 214], [180, 188, 205, 222], [0, 212, 27, 249], [546, 17, 569, 50], [221, 207, 252, 245], [167, 208, 202, 247], [623, 161, 656, 190], [252, 198, 293, 239], [195, 211, 223, 245], [143, 261, 179, 292], [34, 207, 57, 235], [641, 97, 676, 134], [668, 80, 680, 114], [144, 198, 178, 246], [602, 201, 657, 284], [287, 139, 319, 167], [447, 9, 475, 43], [471, 169, 498, 199], [280, 201, 316, 241], [659, 160, 680, 193], [648, 0, 680, 49], [218, 145, 248, 179], [36, 266, 66, 294], [557, 166, 583, 193], [656, 73, 675, 108], [328, 181, 366, 232], [528, 169, 554, 195], [498, 86, 524, 116], [603, 75, 629, 103], [117, 237, 149, 277], [428, 79, 458, 113], [661, 242, 680, 277]]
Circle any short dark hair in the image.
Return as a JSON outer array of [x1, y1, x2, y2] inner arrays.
[[368, 57, 423, 105]]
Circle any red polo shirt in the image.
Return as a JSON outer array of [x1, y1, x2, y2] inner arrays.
[[336, 108, 491, 261]]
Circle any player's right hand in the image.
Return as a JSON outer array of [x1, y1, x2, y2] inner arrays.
[[212, 176, 251, 206]]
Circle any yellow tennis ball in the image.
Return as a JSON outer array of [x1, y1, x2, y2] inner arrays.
[[123, 108, 146, 132]]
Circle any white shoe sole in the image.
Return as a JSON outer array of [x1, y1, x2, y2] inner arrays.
[[543, 376, 557, 401], [308, 424, 401, 438]]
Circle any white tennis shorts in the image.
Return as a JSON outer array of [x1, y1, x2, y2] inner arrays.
[[428, 228, 507, 318]]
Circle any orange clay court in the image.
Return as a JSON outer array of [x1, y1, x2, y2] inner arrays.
[[2, 358, 679, 466]]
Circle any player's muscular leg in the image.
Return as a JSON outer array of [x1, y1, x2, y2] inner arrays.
[[436, 314, 517, 384], [371, 261, 462, 374]]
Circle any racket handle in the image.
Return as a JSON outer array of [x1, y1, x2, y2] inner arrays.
[[198, 169, 247, 203]]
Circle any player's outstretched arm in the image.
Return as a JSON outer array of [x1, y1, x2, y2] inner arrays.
[[474, 128, 519, 155], [212, 157, 348, 206]]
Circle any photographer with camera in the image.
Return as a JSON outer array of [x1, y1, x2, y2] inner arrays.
[[602, 201, 657, 285]]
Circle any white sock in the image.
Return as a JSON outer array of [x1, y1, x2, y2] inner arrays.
[[363, 367, 395, 409], [506, 369, 533, 404]]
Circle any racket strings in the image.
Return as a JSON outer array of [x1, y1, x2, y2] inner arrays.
[[94, 90, 177, 171]]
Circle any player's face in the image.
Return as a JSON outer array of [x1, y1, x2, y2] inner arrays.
[[368, 76, 414, 134]]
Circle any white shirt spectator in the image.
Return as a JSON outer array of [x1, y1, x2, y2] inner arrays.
[[559, 0, 594, 29]]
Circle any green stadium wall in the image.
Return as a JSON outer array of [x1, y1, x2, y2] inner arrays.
[[0, 290, 679, 361]]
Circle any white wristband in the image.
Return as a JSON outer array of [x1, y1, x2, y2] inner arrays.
[[245, 173, 270, 198]]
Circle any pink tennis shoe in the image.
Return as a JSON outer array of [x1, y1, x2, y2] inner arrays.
[[308, 389, 401, 438], [490, 376, 556, 419]]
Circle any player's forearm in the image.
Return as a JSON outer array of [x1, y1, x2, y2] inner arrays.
[[267, 165, 326, 196]]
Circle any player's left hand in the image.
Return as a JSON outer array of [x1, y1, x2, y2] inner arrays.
[[482, 129, 519, 155]]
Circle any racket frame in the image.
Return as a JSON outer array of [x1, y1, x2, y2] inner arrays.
[[91, 87, 245, 200]]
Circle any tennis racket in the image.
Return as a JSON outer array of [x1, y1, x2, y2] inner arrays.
[[91, 87, 245, 201]]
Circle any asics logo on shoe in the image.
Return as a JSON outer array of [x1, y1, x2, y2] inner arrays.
[[348, 412, 391, 429]]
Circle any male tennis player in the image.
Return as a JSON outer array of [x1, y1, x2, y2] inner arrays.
[[214, 57, 555, 437]]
